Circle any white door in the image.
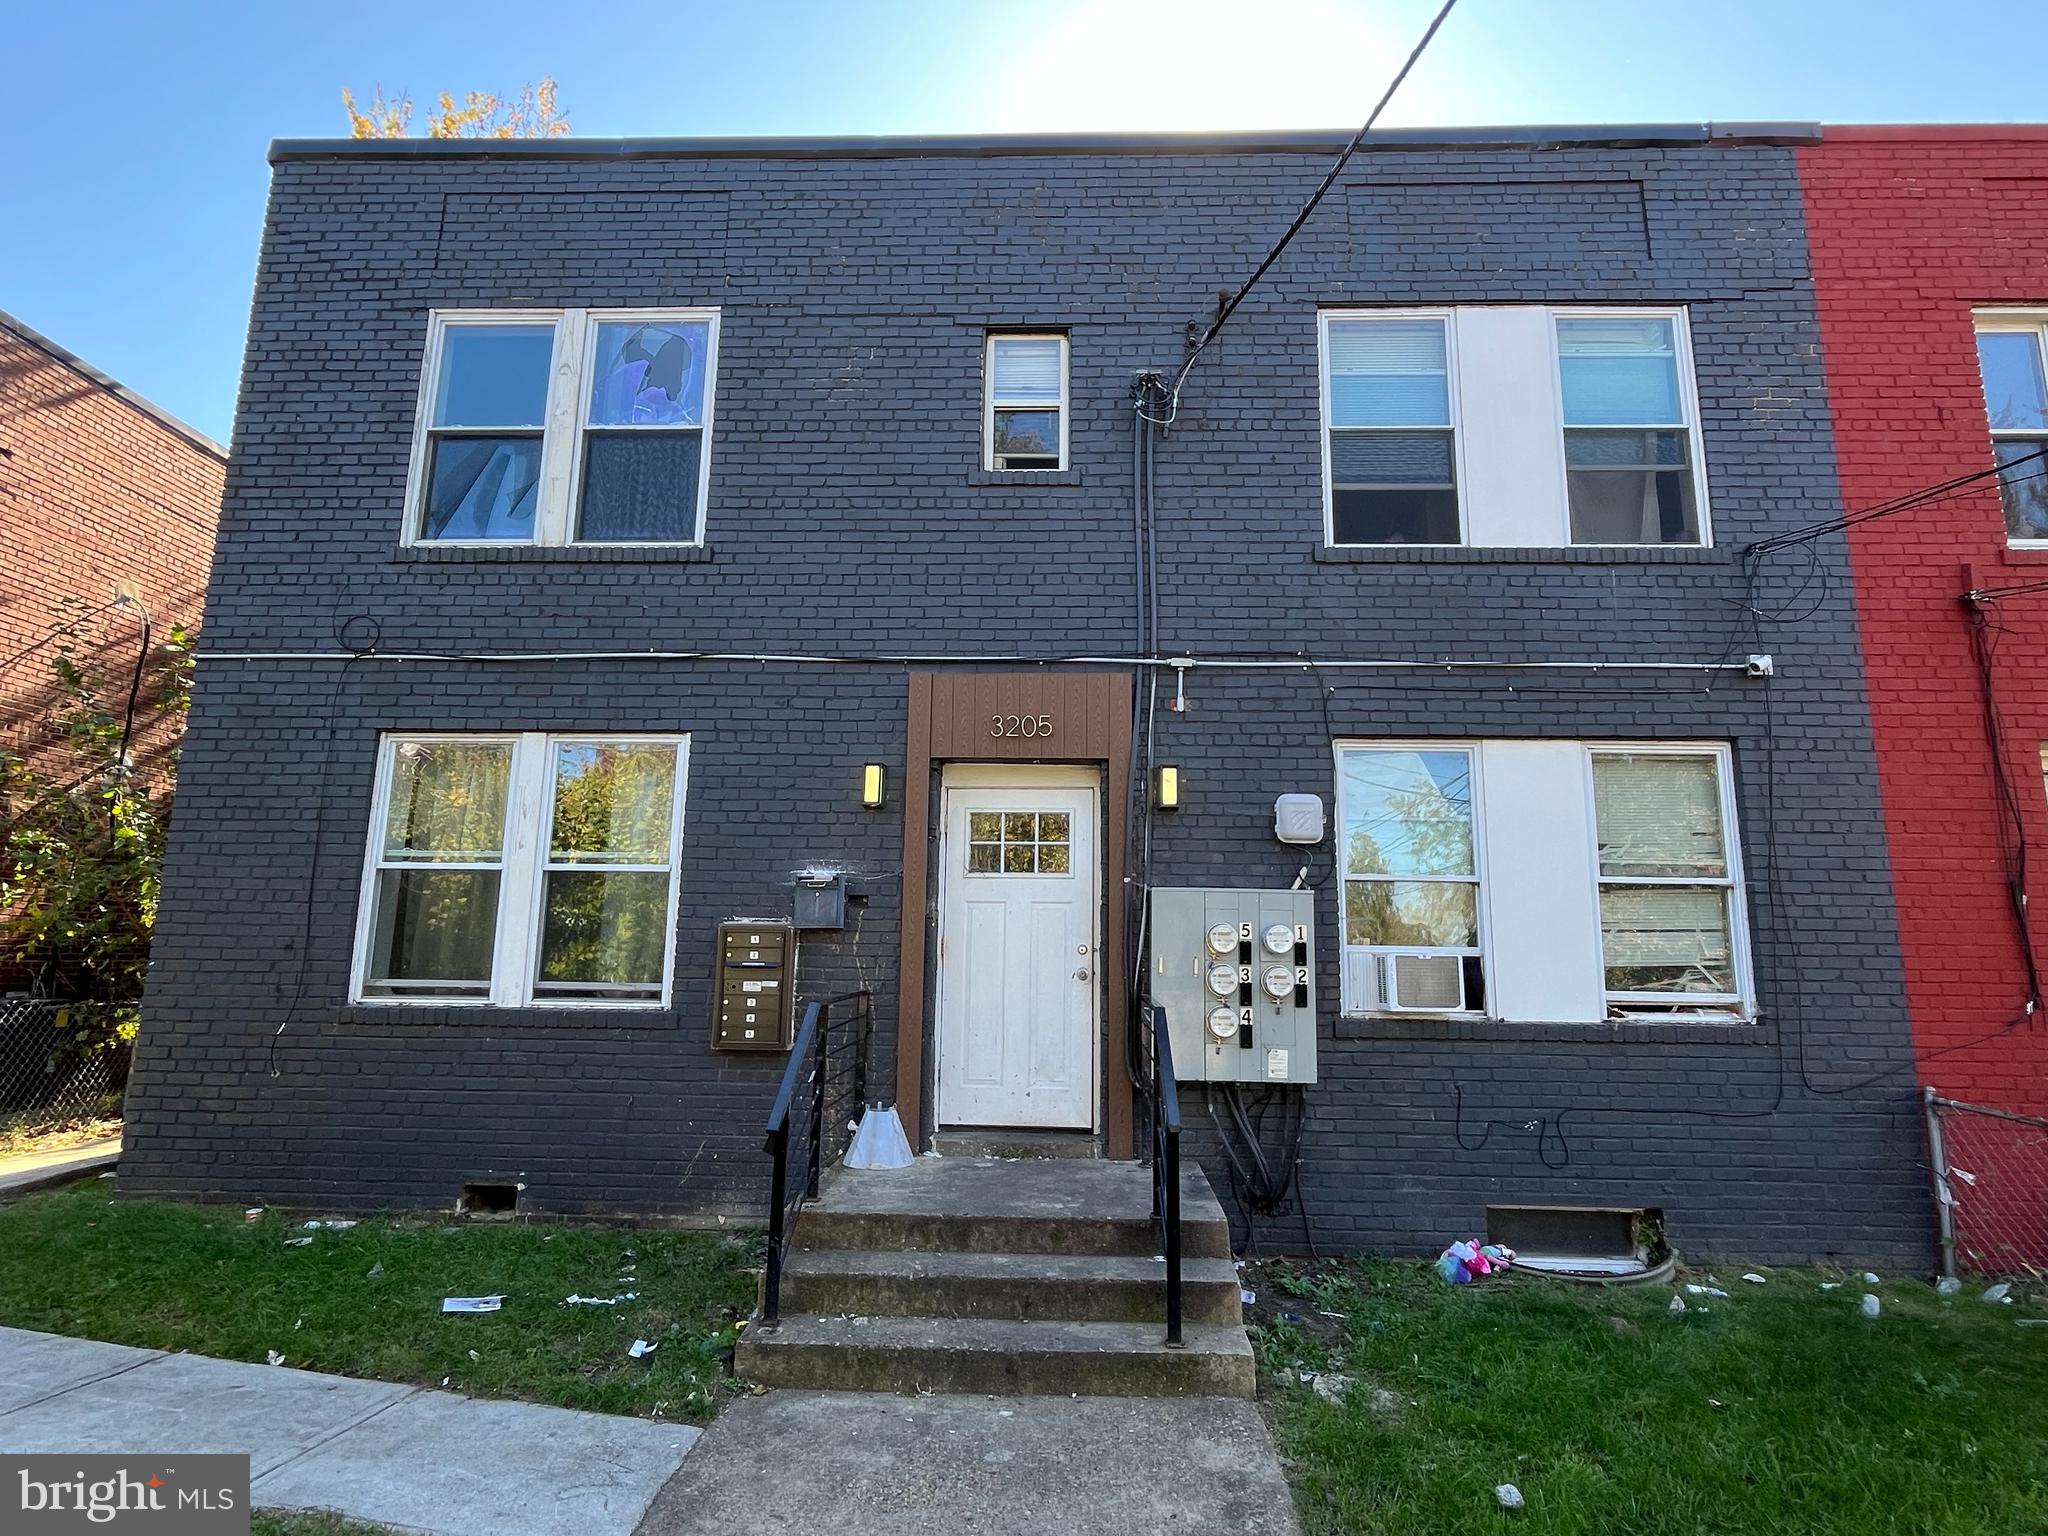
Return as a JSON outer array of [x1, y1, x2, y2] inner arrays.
[[936, 771, 1098, 1129]]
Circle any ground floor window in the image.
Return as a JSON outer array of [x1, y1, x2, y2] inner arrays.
[[1334, 739, 1751, 1022], [352, 732, 688, 1007]]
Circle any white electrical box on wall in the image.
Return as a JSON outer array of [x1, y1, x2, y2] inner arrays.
[[1149, 887, 1318, 1085]]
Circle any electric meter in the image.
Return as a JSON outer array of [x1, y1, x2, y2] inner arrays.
[[1149, 887, 1317, 1086]]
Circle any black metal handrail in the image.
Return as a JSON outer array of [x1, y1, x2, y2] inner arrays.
[[1146, 1002, 1185, 1348], [761, 989, 872, 1328]]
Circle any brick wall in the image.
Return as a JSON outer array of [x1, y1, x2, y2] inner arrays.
[[122, 136, 1933, 1264], [1799, 129, 2048, 1120]]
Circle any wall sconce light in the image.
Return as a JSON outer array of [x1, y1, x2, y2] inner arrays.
[[1154, 764, 1180, 812], [861, 764, 886, 809]]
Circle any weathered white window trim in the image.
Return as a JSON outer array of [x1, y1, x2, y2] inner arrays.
[[983, 332, 1070, 472], [1317, 305, 1711, 550], [349, 732, 691, 1009], [1333, 738, 1753, 1023], [402, 309, 721, 548], [1973, 310, 2048, 548]]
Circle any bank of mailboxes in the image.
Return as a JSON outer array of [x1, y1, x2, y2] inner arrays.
[[712, 921, 797, 1051], [1149, 888, 1318, 1085]]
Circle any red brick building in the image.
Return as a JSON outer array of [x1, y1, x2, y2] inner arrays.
[[0, 311, 225, 773], [1, 310, 225, 994], [1800, 128, 2048, 1266]]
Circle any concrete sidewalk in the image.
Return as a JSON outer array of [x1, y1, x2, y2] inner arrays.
[[0, 1136, 121, 1197], [634, 1389, 1303, 1535], [0, 1326, 695, 1536]]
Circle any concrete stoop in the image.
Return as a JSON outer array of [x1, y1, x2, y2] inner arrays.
[[737, 1156, 1255, 1398]]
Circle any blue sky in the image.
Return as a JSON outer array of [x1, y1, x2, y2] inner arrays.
[[5, 0, 2039, 444]]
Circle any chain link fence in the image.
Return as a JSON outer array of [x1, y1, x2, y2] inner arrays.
[[1925, 1087, 2048, 1279], [0, 996, 131, 1150]]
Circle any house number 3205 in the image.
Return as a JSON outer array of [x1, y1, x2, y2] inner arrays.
[[990, 714, 1055, 738]]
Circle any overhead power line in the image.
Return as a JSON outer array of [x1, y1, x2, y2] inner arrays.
[[1144, 0, 1462, 424], [1746, 448, 2046, 560]]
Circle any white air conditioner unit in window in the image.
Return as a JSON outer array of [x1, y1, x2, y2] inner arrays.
[[1380, 952, 1466, 1013]]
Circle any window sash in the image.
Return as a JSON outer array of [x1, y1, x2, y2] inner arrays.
[[353, 733, 688, 1008], [407, 310, 719, 548], [1336, 745, 1486, 976], [1977, 320, 2048, 545], [984, 334, 1068, 471], [1589, 748, 1745, 1007]]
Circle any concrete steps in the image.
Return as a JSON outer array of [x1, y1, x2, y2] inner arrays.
[[738, 1316, 1256, 1397], [780, 1249, 1246, 1325], [738, 1156, 1254, 1398]]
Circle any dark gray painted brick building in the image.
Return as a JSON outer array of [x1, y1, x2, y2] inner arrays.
[[122, 126, 1933, 1266]]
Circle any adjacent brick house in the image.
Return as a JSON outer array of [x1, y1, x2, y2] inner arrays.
[[121, 125, 1935, 1266], [1800, 127, 2048, 1265], [0, 310, 226, 990]]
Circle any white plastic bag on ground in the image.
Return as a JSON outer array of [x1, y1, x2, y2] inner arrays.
[[845, 1104, 914, 1169]]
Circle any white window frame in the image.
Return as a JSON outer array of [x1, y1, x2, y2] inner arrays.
[[349, 731, 691, 1009], [1584, 742, 1753, 1017], [1548, 306, 1712, 550], [983, 332, 1070, 472], [1315, 305, 1711, 550], [403, 309, 721, 548], [1972, 311, 2048, 549], [1318, 309, 1467, 548], [1331, 739, 1491, 1016]]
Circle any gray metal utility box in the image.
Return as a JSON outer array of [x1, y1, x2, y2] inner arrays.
[[1149, 887, 1318, 1085]]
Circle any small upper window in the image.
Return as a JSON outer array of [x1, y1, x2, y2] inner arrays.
[[408, 310, 719, 547], [1974, 319, 2048, 543], [986, 334, 1067, 471], [1556, 316, 1700, 546], [1323, 316, 1460, 545]]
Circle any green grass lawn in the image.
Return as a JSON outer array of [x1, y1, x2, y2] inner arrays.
[[1250, 1256, 2048, 1536], [252, 1513, 396, 1536], [0, 1183, 759, 1422]]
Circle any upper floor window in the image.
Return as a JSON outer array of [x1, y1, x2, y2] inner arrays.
[[985, 334, 1068, 471], [1974, 315, 2048, 544], [1319, 306, 1708, 549], [408, 309, 719, 547], [353, 733, 689, 1007]]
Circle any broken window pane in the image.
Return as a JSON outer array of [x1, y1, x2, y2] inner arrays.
[[433, 324, 554, 428], [1599, 886, 1733, 995], [588, 321, 709, 427], [423, 436, 542, 541], [577, 432, 701, 542]]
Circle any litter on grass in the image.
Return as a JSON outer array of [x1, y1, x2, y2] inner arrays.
[[1741, 1273, 1768, 1285], [1669, 1295, 1687, 1315], [1983, 1283, 2013, 1304], [628, 1338, 658, 1358], [1684, 1283, 1729, 1298], [1435, 1239, 1516, 1285], [243, 1209, 263, 1223], [1937, 1276, 1963, 1296], [265, 1351, 285, 1366], [1241, 1289, 1258, 1305], [563, 1293, 637, 1307], [1860, 1294, 1882, 1319], [1862, 1272, 1881, 1286], [283, 1237, 313, 1248], [1495, 1483, 1525, 1511], [441, 1296, 503, 1314], [303, 1219, 357, 1231]]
